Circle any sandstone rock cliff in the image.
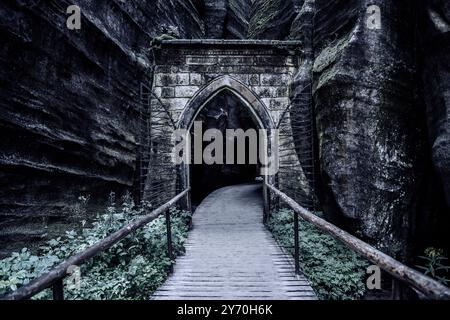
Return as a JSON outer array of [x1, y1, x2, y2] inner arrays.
[[203, 0, 252, 39], [286, 0, 449, 256], [421, 0, 450, 206], [0, 0, 204, 255], [246, 0, 450, 258], [310, 0, 425, 257], [248, 0, 300, 39]]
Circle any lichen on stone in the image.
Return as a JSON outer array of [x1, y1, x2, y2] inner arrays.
[[313, 35, 352, 74], [248, 0, 279, 37]]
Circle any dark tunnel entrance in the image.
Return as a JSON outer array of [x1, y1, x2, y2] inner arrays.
[[189, 91, 261, 206]]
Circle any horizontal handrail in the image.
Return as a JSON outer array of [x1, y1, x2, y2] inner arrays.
[[2, 189, 190, 301], [265, 183, 450, 300]]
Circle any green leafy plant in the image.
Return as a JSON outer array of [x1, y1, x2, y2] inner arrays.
[[0, 193, 191, 300], [267, 208, 369, 300], [416, 247, 450, 285]]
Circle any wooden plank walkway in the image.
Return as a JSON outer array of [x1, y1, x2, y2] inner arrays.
[[152, 184, 316, 300]]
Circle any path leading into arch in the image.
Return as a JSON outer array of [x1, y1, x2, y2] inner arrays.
[[152, 184, 316, 300]]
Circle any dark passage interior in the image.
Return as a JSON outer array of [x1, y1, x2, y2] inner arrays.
[[190, 91, 261, 205]]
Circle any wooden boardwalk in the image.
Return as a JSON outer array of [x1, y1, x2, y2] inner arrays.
[[152, 184, 316, 300]]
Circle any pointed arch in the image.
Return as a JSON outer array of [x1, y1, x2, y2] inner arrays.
[[176, 76, 276, 215], [177, 76, 275, 130]]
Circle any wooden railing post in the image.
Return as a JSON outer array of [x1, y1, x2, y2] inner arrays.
[[52, 279, 64, 300], [264, 183, 450, 300], [293, 212, 300, 275], [392, 278, 404, 300], [2, 189, 189, 301], [263, 183, 270, 224], [165, 209, 174, 273], [186, 189, 192, 213]]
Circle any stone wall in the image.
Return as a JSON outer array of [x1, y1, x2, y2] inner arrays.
[[152, 41, 299, 127]]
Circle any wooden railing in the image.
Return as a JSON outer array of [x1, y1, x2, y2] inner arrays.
[[2, 189, 191, 301], [265, 183, 450, 300], [4, 184, 449, 300]]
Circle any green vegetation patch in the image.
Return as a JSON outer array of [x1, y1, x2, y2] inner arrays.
[[267, 208, 369, 300], [0, 193, 191, 300]]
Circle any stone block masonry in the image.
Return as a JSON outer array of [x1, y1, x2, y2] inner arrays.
[[152, 40, 301, 126]]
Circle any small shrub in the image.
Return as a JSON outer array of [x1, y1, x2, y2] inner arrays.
[[416, 247, 450, 286], [0, 195, 191, 300], [267, 208, 368, 300]]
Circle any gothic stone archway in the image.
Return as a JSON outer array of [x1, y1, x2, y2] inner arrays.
[[176, 76, 276, 203], [146, 40, 302, 211], [152, 40, 300, 128]]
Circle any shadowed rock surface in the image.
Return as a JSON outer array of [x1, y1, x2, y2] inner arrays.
[[421, 0, 450, 206], [203, 0, 252, 39], [287, 0, 316, 208], [0, 0, 203, 256], [248, 0, 301, 40], [283, 0, 450, 257], [288, 0, 426, 257]]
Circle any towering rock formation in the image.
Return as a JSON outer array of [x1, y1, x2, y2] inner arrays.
[[414, 0, 450, 252], [309, 0, 425, 257], [421, 1, 450, 206], [0, 0, 204, 256], [203, 0, 252, 39], [285, 0, 450, 257]]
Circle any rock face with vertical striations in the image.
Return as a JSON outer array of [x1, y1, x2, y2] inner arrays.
[[248, 0, 301, 40], [288, 0, 427, 257], [421, 0, 450, 207], [0, 0, 204, 256], [202, 0, 252, 39], [250, 0, 450, 257], [285, 0, 316, 210]]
